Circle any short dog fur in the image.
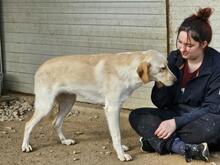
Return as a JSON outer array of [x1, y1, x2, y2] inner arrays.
[[22, 50, 176, 161]]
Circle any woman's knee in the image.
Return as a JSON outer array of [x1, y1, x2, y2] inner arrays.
[[129, 108, 157, 127], [130, 110, 161, 132], [129, 110, 137, 128]]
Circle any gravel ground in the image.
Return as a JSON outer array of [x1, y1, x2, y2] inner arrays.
[[0, 93, 220, 165], [0, 95, 33, 122]]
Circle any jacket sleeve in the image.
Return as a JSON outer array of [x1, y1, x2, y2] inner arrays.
[[151, 84, 177, 109], [151, 52, 178, 109], [174, 68, 220, 129]]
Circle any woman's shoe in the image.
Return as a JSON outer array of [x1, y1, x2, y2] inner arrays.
[[184, 142, 209, 162], [139, 137, 155, 152]]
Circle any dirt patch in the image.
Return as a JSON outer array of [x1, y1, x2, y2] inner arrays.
[[0, 94, 219, 165]]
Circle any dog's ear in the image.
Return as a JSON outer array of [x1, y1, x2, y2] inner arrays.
[[137, 62, 150, 83]]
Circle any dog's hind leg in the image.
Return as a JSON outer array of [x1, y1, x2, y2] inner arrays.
[[53, 93, 76, 145], [22, 91, 55, 152]]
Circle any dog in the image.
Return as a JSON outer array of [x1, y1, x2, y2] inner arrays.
[[22, 50, 176, 161]]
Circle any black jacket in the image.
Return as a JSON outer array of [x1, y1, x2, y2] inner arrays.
[[151, 47, 220, 129]]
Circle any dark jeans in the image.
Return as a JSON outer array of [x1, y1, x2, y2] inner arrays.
[[129, 108, 220, 154]]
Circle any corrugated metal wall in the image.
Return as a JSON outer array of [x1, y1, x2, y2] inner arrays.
[[2, 0, 167, 108]]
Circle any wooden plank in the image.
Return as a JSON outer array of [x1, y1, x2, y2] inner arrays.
[[5, 81, 33, 93], [4, 2, 165, 15], [123, 96, 155, 109], [5, 43, 167, 56], [170, 7, 220, 13], [170, 15, 219, 22], [5, 53, 54, 65], [3, 0, 164, 3], [6, 62, 39, 74], [5, 72, 34, 84], [4, 33, 166, 49], [169, 0, 219, 7], [130, 87, 153, 99], [4, 23, 167, 40], [5, 52, 168, 67], [3, 13, 166, 27]]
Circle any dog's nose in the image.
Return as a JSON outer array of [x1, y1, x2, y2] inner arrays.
[[169, 70, 177, 82]]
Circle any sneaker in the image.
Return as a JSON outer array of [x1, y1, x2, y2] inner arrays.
[[139, 137, 155, 152], [184, 142, 210, 162]]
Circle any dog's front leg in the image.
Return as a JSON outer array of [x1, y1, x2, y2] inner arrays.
[[104, 104, 132, 161]]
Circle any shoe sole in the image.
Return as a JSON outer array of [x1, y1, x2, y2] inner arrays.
[[201, 142, 209, 161], [139, 137, 145, 152]]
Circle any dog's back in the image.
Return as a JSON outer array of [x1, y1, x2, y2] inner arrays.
[[22, 50, 176, 161]]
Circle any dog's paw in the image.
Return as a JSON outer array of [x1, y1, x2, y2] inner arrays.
[[118, 153, 132, 161], [22, 144, 33, 152], [122, 145, 129, 151], [61, 139, 76, 145]]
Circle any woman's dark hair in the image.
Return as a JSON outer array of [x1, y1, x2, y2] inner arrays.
[[177, 7, 213, 45]]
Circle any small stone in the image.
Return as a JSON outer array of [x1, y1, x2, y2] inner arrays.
[[73, 158, 79, 161], [75, 131, 84, 135], [14, 106, 19, 110], [210, 162, 217, 165], [11, 129, 16, 133], [67, 112, 73, 117], [73, 150, 80, 154], [2, 131, 8, 134], [50, 150, 54, 153], [105, 151, 112, 155], [102, 146, 106, 150], [0, 95, 33, 122], [5, 126, 13, 130], [74, 110, 80, 115], [40, 132, 44, 134], [94, 115, 99, 119]]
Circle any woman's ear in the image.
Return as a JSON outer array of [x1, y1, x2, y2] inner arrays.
[[201, 41, 208, 48], [137, 62, 150, 83]]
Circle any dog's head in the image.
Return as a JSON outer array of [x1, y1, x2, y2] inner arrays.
[[137, 50, 176, 87]]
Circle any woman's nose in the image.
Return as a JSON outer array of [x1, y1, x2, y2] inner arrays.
[[180, 44, 187, 52]]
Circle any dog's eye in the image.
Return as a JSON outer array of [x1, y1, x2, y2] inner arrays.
[[160, 67, 166, 72]]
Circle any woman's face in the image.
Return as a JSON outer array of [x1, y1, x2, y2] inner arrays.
[[176, 31, 207, 60]]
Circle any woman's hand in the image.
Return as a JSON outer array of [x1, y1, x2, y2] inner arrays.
[[154, 119, 176, 139]]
